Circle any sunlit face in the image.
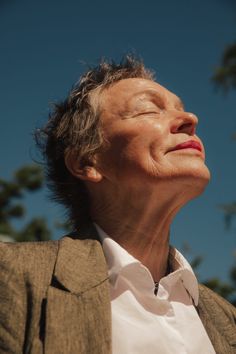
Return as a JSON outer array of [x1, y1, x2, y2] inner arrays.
[[95, 78, 210, 195]]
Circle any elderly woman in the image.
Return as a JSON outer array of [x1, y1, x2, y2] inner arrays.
[[0, 56, 235, 354]]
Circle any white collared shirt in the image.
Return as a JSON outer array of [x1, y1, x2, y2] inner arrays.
[[95, 223, 216, 354]]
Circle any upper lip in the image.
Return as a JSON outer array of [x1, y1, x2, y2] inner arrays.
[[169, 140, 202, 152]]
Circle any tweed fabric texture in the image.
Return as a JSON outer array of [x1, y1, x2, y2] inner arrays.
[[198, 284, 236, 354], [0, 236, 111, 354]]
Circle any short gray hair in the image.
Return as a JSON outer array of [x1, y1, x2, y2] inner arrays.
[[36, 54, 155, 229]]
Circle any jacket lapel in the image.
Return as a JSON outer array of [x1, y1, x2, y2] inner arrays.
[[44, 235, 112, 354]]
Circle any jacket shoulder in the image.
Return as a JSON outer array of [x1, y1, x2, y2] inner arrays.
[[199, 283, 236, 319], [198, 284, 236, 353], [0, 240, 59, 288], [0, 240, 59, 353]]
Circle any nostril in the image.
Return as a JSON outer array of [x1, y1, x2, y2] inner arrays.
[[171, 112, 198, 135], [173, 122, 196, 135], [177, 123, 192, 132]]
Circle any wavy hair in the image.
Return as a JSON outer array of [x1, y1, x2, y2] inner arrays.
[[36, 55, 154, 228]]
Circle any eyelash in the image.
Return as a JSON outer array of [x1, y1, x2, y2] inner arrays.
[[136, 111, 160, 116], [134, 106, 184, 118]]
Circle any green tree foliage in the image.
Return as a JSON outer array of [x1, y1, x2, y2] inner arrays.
[[203, 275, 236, 307], [0, 164, 51, 242], [212, 42, 236, 92], [207, 41, 236, 305], [186, 250, 236, 306], [213, 40, 236, 230]]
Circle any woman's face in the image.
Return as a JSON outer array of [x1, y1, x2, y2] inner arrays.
[[95, 78, 210, 196]]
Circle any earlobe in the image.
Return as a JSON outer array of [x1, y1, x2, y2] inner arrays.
[[64, 149, 103, 183], [82, 166, 103, 183]]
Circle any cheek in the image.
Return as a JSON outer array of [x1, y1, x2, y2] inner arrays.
[[127, 121, 166, 154], [99, 121, 168, 177], [96, 134, 137, 178]]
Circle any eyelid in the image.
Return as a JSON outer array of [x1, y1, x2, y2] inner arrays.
[[155, 101, 165, 110], [133, 111, 160, 117]]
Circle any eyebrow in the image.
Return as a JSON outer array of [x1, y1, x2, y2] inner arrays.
[[131, 89, 185, 110]]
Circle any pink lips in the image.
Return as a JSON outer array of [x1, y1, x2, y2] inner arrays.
[[171, 140, 202, 152]]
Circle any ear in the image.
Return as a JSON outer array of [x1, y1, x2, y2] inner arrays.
[[64, 149, 103, 183]]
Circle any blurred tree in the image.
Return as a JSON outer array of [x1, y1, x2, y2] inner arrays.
[[206, 42, 236, 305], [212, 41, 236, 229], [0, 164, 51, 242], [212, 42, 236, 93], [203, 275, 236, 307], [183, 243, 236, 306]]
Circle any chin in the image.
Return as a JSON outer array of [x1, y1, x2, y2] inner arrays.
[[165, 161, 211, 200], [180, 167, 211, 199], [176, 158, 211, 182]]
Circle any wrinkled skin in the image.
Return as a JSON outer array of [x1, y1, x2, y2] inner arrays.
[[96, 78, 210, 195], [67, 78, 210, 281]]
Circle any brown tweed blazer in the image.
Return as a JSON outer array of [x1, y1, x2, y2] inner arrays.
[[0, 230, 235, 354]]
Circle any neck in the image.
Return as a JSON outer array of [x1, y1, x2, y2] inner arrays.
[[91, 191, 184, 282]]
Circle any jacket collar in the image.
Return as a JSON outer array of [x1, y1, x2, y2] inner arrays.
[[44, 225, 112, 354], [52, 225, 109, 294]]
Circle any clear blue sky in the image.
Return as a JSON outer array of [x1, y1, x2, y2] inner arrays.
[[1, 0, 236, 283]]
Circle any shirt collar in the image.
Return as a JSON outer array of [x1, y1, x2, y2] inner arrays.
[[94, 223, 199, 306], [94, 223, 139, 284], [165, 247, 199, 305]]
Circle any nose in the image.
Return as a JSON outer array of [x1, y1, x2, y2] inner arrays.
[[171, 112, 198, 136]]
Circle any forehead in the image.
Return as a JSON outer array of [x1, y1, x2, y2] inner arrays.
[[99, 78, 181, 112]]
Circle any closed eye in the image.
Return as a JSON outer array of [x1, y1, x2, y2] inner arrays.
[[133, 111, 160, 117]]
